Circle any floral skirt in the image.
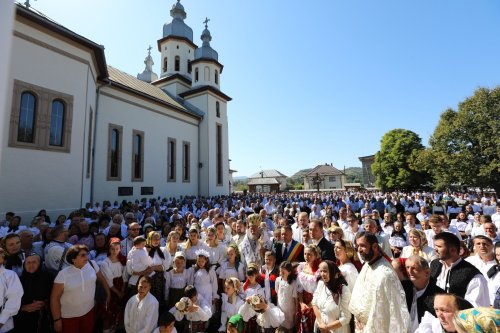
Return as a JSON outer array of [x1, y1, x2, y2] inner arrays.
[[298, 291, 315, 333]]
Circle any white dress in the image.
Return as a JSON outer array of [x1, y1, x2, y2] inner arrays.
[[206, 243, 227, 266], [312, 280, 351, 333], [187, 266, 219, 310], [275, 277, 298, 329], [219, 293, 244, 331], [216, 260, 246, 282], [98, 257, 128, 287], [296, 262, 319, 295], [338, 262, 358, 293]]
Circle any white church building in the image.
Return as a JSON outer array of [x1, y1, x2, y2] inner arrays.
[[1, 1, 232, 219]]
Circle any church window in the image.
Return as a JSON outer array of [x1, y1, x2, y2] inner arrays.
[[195, 68, 199, 82], [17, 92, 36, 143], [86, 109, 93, 178], [216, 101, 220, 118], [49, 99, 65, 146], [175, 56, 180, 71], [108, 124, 123, 180], [204, 66, 210, 81], [187, 60, 192, 74], [215, 70, 219, 84], [167, 138, 176, 182], [132, 130, 144, 181], [9, 80, 73, 152], [216, 124, 223, 186], [163, 58, 168, 72], [182, 141, 190, 182]]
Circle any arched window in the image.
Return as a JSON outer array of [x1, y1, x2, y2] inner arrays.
[[163, 57, 168, 72], [215, 70, 219, 84], [18, 92, 36, 143], [195, 68, 199, 82], [204, 66, 210, 81], [175, 56, 180, 71], [216, 101, 220, 118], [49, 99, 65, 146], [110, 129, 120, 178]]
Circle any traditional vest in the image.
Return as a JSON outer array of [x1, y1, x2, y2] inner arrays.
[[430, 259, 481, 298]]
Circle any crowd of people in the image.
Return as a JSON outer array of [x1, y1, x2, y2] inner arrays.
[[0, 190, 499, 333]]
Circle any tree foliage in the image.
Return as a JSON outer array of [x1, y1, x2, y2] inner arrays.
[[413, 87, 500, 193], [372, 129, 429, 191]]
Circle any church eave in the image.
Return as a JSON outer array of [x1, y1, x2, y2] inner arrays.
[[105, 79, 202, 120], [179, 85, 232, 102], [190, 58, 224, 73], [16, 4, 108, 80], [157, 36, 198, 51], [152, 73, 192, 87]]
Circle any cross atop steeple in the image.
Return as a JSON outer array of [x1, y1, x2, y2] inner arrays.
[[147, 45, 152, 55], [203, 17, 210, 28], [24, 0, 35, 8]]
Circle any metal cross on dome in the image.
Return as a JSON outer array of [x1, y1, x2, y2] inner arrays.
[[147, 45, 152, 55], [203, 17, 210, 28], [24, 0, 36, 8]]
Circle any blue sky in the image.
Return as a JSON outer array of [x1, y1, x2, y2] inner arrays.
[[31, 0, 500, 177]]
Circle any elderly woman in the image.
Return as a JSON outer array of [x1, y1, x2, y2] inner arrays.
[[2, 233, 25, 277], [50, 245, 110, 333], [400, 229, 437, 262], [13, 253, 52, 333]]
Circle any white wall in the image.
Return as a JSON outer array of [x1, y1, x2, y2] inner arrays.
[[94, 88, 199, 202], [0, 19, 98, 221]]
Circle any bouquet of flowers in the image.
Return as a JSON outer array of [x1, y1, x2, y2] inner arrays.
[[175, 297, 193, 313]]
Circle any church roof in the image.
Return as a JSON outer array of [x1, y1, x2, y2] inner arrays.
[[247, 178, 280, 186], [162, 0, 193, 42], [249, 169, 287, 179], [107, 66, 202, 119], [305, 164, 344, 177]]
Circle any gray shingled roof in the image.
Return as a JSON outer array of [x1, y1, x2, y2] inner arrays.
[[107, 66, 202, 118], [305, 164, 344, 177], [248, 169, 287, 179], [247, 178, 280, 186]]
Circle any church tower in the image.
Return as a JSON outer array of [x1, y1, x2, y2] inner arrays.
[[137, 46, 158, 83], [179, 19, 231, 196], [155, 0, 196, 96]]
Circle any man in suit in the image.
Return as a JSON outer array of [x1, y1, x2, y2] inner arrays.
[[309, 219, 335, 261], [272, 225, 304, 265], [402, 254, 446, 331]]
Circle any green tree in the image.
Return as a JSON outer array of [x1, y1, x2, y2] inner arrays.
[[372, 129, 429, 191], [413, 87, 500, 193]]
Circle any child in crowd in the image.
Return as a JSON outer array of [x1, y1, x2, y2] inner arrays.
[[261, 251, 279, 305], [216, 244, 245, 286], [124, 275, 159, 333], [187, 249, 219, 313], [153, 311, 177, 333], [275, 261, 298, 333], [219, 277, 244, 332], [226, 314, 244, 333], [242, 263, 266, 332], [165, 251, 189, 310], [126, 236, 152, 293], [170, 285, 212, 333], [239, 291, 285, 333]]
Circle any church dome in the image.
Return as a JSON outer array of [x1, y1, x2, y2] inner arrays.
[[194, 24, 218, 60], [162, 0, 193, 41]]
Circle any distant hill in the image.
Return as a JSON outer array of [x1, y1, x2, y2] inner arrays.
[[233, 176, 248, 181], [344, 167, 363, 183], [289, 168, 313, 182]]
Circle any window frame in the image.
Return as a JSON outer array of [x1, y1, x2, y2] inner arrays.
[[167, 137, 176, 182], [131, 130, 145, 182], [182, 141, 190, 183], [107, 123, 123, 181], [9, 80, 73, 153]]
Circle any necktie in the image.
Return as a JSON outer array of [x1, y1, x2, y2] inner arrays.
[[283, 243, 288, 257]]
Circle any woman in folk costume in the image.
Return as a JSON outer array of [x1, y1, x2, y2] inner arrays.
[[296, 244, 321, 333], [239, 214, 272, 267], [219, 277, 244, 332], [146, 231, 171, 310], [400, 229, 437, 262], [241, 263, 266, 332], [165, 251, 190, 310], [216, 244, 246, 284], [312, 260, 352, 333], [183, 226, 209, 268]]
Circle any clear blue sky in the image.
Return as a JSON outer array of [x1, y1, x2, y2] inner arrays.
[[31, 0, 500, 177]]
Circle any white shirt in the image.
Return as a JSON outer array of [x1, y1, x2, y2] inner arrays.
[[170, 294, 212, 322], [54, 261, 99, 318], [434, 258, 490, 307], [124, 292, 159, 333], [0, 266, 23, 332], [465, 254, 496, 277]]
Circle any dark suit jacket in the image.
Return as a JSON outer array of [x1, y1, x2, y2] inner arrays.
[[272, 239, 304, 265], [316, 237, 335, 261], [402, 278, 444, 323]]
